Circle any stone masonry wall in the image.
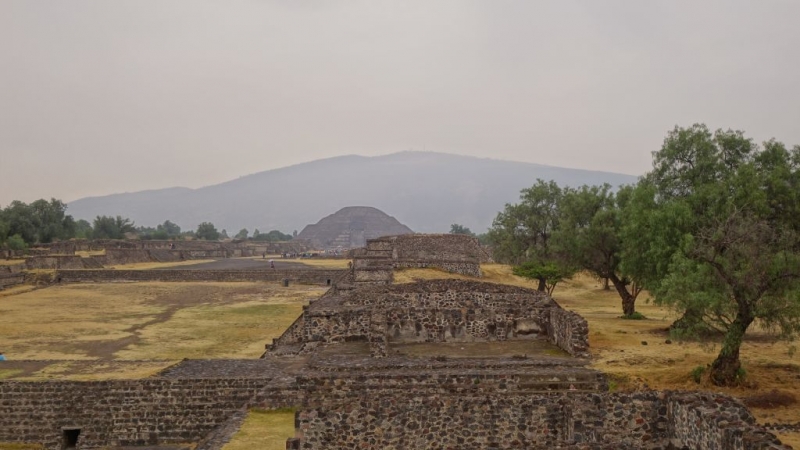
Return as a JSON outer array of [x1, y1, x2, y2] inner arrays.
[[55, 269, 346, 285], [355, 234, 483, 277], [24, 255, 86, 270], [0, 378, 269, 450], [548, 307, 591, 358], [0, 272, 25, 289], [291, 391, 790, 449], [669, 393, 789, 449]]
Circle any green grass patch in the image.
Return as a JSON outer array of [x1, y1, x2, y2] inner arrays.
[[691, 365, 706, 383], [0, 443, 45, 450], [223, 409, 295, 450], [0, 369, 24, 380]]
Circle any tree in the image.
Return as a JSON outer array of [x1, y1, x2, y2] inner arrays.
[[0, 198, 77, 244], [7, 234, 27, 252], [512, 261, 571, 296], [0, 217, 9, 246], [157, 220, 181, 237], [488, 179, 568, 291], [253, 230, 293, 242], [195, 222, 220, 241], [554, 184, 642, 316], [622, 125, 800, 385], [74, 219, 93, 239], [220, 229, 229, 239], [235, 228, 249, 240], [449, 224, 475, 236], [93, 216, 135, 239]]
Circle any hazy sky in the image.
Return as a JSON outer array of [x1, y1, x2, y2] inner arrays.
[[2, 1, 799, 206]]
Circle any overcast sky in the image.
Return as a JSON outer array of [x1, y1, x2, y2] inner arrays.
[[2, 1, 799, 206]]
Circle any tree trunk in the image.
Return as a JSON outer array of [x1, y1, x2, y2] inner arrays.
[[536, 277, 546, 292], [608, 274, 635, 316], [603, 277, 610, 290], [709, 307, 753, 386]]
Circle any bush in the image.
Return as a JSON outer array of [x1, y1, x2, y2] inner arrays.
[[7, 234, 27, 251], [691, 366, 706, 384]]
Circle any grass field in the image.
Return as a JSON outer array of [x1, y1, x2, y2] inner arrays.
[[1, 263, 798, 447], [222, 409, 295, 450], [0, 281, 325, 379]]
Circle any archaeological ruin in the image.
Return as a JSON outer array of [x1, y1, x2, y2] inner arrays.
[[296, 206, 414, 249], [0, 234, 792, 449]]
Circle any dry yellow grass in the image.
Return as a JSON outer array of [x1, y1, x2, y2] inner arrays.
[[288, 258, 350, 269], [13, 361, 174, 381], [0, 260, 24, 267], [0, 443, 44, 450], [75, 250, 105, 257], [394, 265, 800, 442], [222, 409, 295, 450], [0, 282, 325, 378], [0, 285, 37, 298]]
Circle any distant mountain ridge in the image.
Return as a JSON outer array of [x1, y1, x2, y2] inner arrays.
[[66, 152, 639, 233]]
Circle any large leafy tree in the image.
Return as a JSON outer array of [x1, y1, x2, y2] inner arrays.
[[195, 222, 220, 241], [554, 184, 642, 316], [157, 220, 182, 237], [1, 199, 75, 244], [488, 179, 574, 292], [93, 215, 135, 239], [622, 125, 800, 385]]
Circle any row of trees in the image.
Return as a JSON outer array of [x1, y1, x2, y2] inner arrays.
[[0, 201, 296, 247], [489, 125, 800, 385], [233, 228, 294, 242]]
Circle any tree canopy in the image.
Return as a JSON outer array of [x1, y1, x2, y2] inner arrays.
[[488, 179, 574, 292], [449, 224, 475, 236], [93, 216, 136, 239], [0, 199, 75, 245], [622, 125, 800, 385], [195, 222, 220, 241]]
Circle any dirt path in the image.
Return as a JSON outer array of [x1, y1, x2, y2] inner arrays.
[[156, 258, 311, 270]]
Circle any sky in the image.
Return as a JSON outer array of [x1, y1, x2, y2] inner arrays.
[[1, 1, 799, 207]]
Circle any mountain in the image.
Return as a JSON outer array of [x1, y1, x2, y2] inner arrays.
[[297, 206, 414, 249], [66, 152, 639, 233]]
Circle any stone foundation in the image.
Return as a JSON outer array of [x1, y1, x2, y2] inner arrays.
[[54, 268, 346, 285]]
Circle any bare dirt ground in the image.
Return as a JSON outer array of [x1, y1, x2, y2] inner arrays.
[[156, 258, 311, 270]]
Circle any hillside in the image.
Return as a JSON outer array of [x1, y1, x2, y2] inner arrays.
[[66, 152, 638, 233]]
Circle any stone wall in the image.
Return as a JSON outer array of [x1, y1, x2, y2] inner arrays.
[[55, 269, 346, 285], [0, 272, 25, 289], [276, 280, 590, 357], [24, 255, 86, 270], [0, 378, 269, 450], [0, 374, 789, 450], [548, 307, 591, 358], [290, 391, 790, 449], [353, 234, 483, 278]]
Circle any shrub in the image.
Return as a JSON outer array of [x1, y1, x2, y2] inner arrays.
[[691, 366, 706, 384]]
